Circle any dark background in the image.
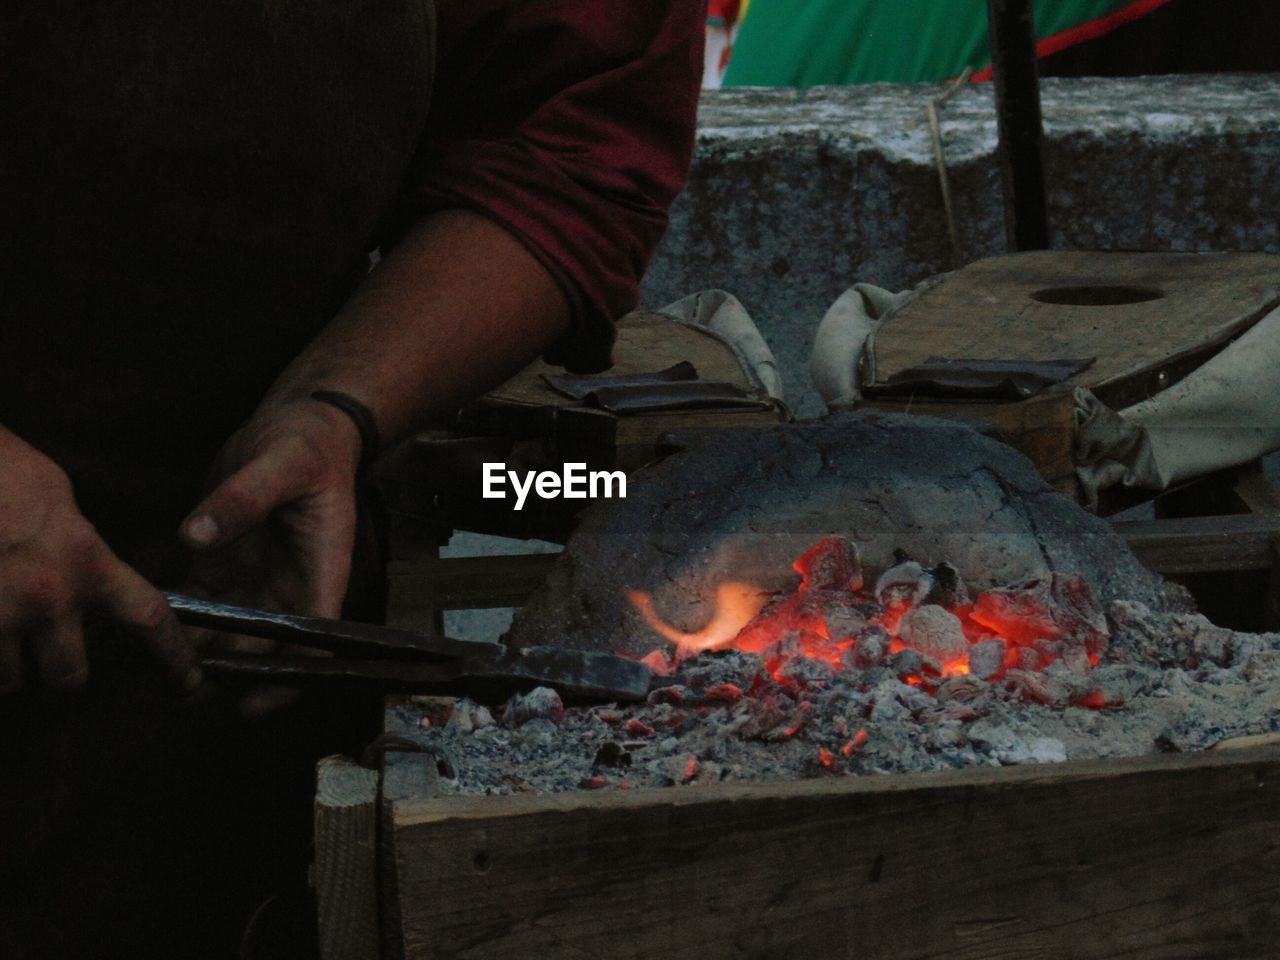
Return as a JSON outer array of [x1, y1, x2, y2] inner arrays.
[[1042, 0, 1280, 77]]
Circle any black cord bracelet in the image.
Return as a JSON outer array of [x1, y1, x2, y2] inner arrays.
[[310, 390, 381, 470]]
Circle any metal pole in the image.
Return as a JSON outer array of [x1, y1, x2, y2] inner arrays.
[[987, 0, 1050, 251]]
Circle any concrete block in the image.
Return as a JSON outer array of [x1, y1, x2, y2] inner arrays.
[[642, 76, 1280, 415]]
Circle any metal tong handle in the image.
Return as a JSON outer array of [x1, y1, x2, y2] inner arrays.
[[164, 592, 503, 661], [198, 644, 654, 703]]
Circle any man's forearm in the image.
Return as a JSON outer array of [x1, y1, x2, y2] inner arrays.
[[260, 208, 572, 446]]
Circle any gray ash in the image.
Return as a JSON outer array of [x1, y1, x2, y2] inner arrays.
[[391, 534, 1277, 794], [392, 601, 1280, 796]]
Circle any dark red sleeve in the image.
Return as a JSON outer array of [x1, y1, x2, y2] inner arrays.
[[404, 0, 706, 372]]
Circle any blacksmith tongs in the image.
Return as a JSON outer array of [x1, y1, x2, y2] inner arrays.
[[164, 592, 652, 704]]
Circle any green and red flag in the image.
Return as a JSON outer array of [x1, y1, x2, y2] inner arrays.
[[722, 0, 1175, 87]]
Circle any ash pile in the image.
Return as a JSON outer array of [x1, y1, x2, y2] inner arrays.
[[395, 414, 1280, 794], [396, 539, 1280, 795]]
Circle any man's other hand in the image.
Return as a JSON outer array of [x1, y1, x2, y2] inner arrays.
[[0, 430, 199, 693], [178, 398, 363, 708]]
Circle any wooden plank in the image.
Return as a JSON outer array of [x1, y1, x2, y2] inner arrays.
[[870, 251, 1280, 410], [1114, 513, 1280, 574], [387, 748, 1280, 960], [1223, 465, 1280, 629], [387, 553, 558, 612], [1213, 733, 1280, 751], [314, 756, 380, 960], [380, 710, 445, 960], [382, 539, 446, 634], [1231, 463, 1280, 515], [1269, 533, 1280, 630]]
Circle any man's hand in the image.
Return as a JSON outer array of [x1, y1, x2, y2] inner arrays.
[[179, 398, 363, 637], [175, 209, 571, 711], [0, 429, 198, 693]]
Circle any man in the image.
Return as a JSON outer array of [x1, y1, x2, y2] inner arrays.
[[0, 2, 703, 955]]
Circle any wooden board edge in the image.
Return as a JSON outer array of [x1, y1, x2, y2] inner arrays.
[[314, 755, 380, 960], [1114, 512, 1280, 574], [865, 252, 1280, 403], [387, 741, 1280, 960], [392, 743, 1280, 827]]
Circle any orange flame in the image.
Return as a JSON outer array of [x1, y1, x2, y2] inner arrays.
[[627, 582, 768, 659]]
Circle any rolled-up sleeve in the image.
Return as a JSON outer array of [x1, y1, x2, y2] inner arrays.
[[403, 0, 705, 372]]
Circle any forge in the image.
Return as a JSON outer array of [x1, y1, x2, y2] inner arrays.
[[383, 414, 1279, 797], [362, 410, 1280, 960], [352, 389, 1280, 960], [351, 248, 1280, 959], [317, 74, 1280, 960], [508, 412, 1170, 660]]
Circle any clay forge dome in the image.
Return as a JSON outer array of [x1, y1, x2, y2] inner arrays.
[[507, 414, 1169, 663]]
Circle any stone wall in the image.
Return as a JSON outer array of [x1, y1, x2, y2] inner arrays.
[[640, 75, 1280, 416]]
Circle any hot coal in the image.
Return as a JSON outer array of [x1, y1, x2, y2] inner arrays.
[[395, 413, 1262, 794], [509, 414, 1172, 659], [393, 602, 1280, 796], [617, 532, 1112, 690], [896, 605, 968, 663]]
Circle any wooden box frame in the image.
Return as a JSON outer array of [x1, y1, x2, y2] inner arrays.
[[318, 743, 1280, 959]]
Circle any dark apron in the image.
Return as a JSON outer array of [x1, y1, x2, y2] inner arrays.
[[0, 4, 435, 955], [1, 0, 436, 577]]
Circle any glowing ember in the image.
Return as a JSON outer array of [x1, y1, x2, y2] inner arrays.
[[1072, 688, 1117, 710], [794, 536, 863, 592], [703, 683, 743, 703], [639, 650, 675, 676], [626, 718, 655, 738], [628, 536, 1110, 699]]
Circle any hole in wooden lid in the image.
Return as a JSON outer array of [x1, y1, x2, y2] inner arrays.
[[1031, 285, 1164, 306]]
